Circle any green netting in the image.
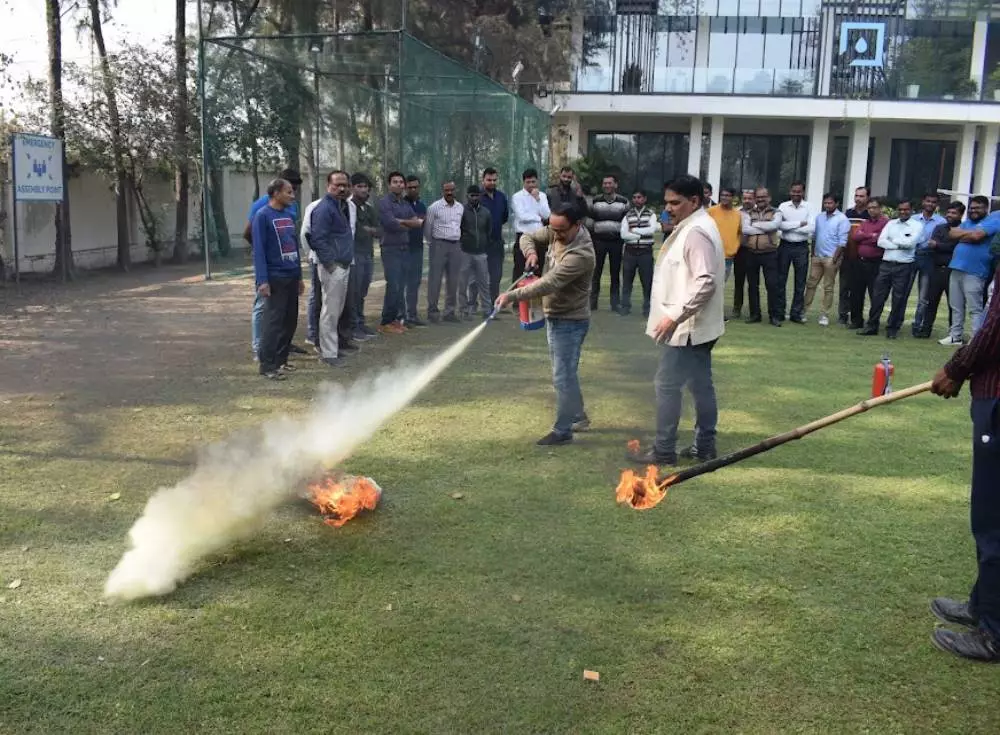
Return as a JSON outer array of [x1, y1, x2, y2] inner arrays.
[[199, 31, 549, 257]]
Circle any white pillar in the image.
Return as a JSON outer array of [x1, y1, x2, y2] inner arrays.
[[695, 17, 710, 70], [688, 115, 704, 177], [870, 136, 892, 198], [954, 123, 977, 203], [565, 113, 582, 161], [817, 7, 836, 97], [807, 119, 830, 206], [975, 124, 999, 197], [844, 119, 870, 208], [707, 117, 724, 192], [972, 19, 989, 96]]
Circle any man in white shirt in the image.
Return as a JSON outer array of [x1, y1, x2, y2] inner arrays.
[[424, 181, 465, 323], [510, 168, 551, 282], [619, 188, 658, 318], [776, 181, 812, 324], [628, 175, 726, 466], [859, 199, 923, 338]]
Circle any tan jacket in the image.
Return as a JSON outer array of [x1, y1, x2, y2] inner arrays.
[[512, 226, 596, 320], [741, 206, 782, 253]]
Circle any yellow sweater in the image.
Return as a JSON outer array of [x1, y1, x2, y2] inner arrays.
[[707, 205, 742, 258]]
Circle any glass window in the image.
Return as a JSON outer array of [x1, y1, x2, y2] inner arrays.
[[636, 134, 666, 199], [887, 140, 956, 200]]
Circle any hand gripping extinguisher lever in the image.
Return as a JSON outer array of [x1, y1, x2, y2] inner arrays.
[[486, 271, 535, 322]]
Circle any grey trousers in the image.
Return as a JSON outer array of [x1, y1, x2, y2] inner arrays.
[[427, 238, 462, 317], [460, 252, 491, 315], [318, 263, 350, 359], [950, 270, 988, 341]]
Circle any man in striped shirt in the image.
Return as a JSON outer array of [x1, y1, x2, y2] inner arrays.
[[929, 269, 1000, 662], [424, 181, 465, 323]]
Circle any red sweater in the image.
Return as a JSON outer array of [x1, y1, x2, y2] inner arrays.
[[852, 216, 889, 260], [945, 271, 1000, 399]]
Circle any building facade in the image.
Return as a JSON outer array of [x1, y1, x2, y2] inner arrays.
[[542, 0, 1000, 204]]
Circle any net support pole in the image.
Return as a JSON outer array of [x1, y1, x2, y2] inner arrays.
[[197, 0, 212, 281]]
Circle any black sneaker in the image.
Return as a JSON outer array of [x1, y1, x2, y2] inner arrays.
[[289, 343, 308, 355], [340, 342, 360, 353], [931, 598, 979, 628], [407, 317, 428, 328], [360, 324, 377, 336], [279, 363, 297, 373], [680, 446, 718, 462], [837, 316, 849, 326], [626, 449, 677, 467], [931, 627, 1000, 663], [319, 357, 346, 368], [789, 315, 807, 325], [886, 330, 899, 340], [571, 417, 591, 433], [858, 326, 878, 336], [769, 318, 783, 327], [745, 316, 762, 324], [619, 309, 631, 317], [537, 432, 573, 447], [261, 371, 286, 381]]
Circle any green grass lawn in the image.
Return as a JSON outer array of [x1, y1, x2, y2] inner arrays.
[[1, 271, 997, 733]]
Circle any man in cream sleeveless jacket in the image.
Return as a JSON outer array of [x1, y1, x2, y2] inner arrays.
[[628, 175, 726, 466]]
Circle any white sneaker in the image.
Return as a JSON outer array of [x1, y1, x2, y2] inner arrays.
[[818, 315, 830, 327], [939, 336, 962, 346]]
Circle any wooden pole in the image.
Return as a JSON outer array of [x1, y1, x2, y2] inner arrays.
[[659, 381, 934, 489]]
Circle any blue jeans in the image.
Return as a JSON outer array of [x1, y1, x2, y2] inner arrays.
[[655, 340, 718, 459], [380, 246, 408, 325], [725, 257, 734, 281], [546, 318, 589, 437], [351, 252, 374, 329], [307, 263, 322, 343], [251, 292, 265, 353], [970, 398, 1000, 639], [404, 244, 424, 320]]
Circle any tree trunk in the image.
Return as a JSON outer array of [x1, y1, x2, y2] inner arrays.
[[88, 0, 131, 271], [47, 0, 75, 280], [171, 0, 190, 264]]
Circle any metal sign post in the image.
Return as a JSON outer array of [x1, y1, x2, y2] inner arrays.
[[10, 133, 66, 283]]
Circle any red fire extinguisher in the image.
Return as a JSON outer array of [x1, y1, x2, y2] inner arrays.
[[518, 273, 546, 331], [872, 353, 894, 397]]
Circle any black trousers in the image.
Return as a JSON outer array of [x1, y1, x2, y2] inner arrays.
[[512, 234, 547, 282], [913, 264, 952, 336], [259, 276, 300, 374], [621, 248, 654, 315], [969, 398, 1000, 639], [487, 241, 505, 303], [337, 264, 357, 345], [838, 258, 852, 322], [846, 258, 878, 328], [592, 237, 623, 309], [732, 246, 749, 314], [776, 242, 809, 320], [866, 261, 916, 333], [746, 250, 781, 321]]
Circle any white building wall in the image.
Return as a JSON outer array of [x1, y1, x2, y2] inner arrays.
[[3, 169, 262, 276]]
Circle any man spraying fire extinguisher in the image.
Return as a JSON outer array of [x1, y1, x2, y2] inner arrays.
[[495, 203, 596, 447]]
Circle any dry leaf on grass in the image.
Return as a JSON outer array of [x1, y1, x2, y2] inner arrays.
[[450, 492, 464, 500], [108, 493, 121, 501], [7, 579, 22, 590], [583, 670, 600, 682]]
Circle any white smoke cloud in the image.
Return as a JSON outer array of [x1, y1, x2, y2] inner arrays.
[[104, 324, 489, 601]]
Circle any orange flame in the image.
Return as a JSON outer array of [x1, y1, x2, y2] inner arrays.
[[307, 475, 382, 527], [615, 466, 676, 510]]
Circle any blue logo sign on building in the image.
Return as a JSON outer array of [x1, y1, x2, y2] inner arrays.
[[839, 22, 886, 68]]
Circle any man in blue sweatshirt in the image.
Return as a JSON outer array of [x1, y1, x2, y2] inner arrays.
[[309, 170, 356, 368], [251, 178, 303, 380], [244, 168, 307, 360]]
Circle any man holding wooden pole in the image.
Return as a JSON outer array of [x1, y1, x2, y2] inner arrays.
[[929, 269, 1000, 662]]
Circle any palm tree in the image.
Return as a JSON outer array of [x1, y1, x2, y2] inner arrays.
[[170, 0, 189, 264], [86, 0, 131, 271], [47, 0, 75, 280]]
